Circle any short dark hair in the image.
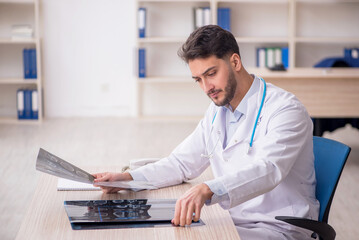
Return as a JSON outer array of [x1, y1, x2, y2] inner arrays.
[[178, 25, 240, 63]]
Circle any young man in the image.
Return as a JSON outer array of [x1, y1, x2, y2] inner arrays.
[[94, 25, 319, 239]]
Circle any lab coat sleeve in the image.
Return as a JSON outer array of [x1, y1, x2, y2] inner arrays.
[[207, 101, 313, 209], [128, 106, 215, 188]]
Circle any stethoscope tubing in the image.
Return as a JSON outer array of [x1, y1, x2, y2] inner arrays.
[[203, 77, 266, 158]]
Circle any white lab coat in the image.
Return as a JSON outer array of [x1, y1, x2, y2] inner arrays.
[[130, 76, 319, 239]]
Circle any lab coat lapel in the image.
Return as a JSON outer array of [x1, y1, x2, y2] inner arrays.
[[225, 81, 262, 151], [212, 107, 226, 151]]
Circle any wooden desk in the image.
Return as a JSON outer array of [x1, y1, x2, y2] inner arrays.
[[250, 68, 359, 118], [16, 167, 240, 240]]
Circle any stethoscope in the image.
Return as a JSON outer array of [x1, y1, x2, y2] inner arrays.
[[201, 77, 267, 159]]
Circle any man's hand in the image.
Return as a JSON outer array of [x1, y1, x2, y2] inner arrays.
[[93, 172, 133, 194], [171, 183, 213, 226]]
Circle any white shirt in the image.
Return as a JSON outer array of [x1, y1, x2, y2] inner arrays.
[[130, 75, 319, 239]]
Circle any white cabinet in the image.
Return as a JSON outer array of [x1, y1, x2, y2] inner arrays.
[[136, 0, 359, 117], [0, 0, 42, 123]]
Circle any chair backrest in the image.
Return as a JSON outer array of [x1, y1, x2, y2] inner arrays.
[[313, 136, 351, 223]]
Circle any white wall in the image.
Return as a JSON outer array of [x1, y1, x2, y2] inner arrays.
[[41, 0, 136, 117]]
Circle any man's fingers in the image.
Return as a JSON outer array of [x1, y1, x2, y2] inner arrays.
[[179, 201, 188, 226], [172, 199, 182, 225], [193, 205, 201, 222], [186, 203, 195, 225], [94, 173, 110, 182]]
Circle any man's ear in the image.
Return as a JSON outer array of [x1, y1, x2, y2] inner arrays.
[[230, 53, 242, 72]]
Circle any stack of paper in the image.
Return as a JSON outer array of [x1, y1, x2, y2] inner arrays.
[[11, 25, 33, 40]]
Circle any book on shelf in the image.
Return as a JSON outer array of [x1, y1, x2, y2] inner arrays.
[[138, 48, 146, 78], [193, 7, 211, 30], [23, 48, 37, 79], [217, 8, 231, 32], [138, 7, 146, 38], [11, 25, 33, 41], [256, 47, 289, 69], [17, 89, 38, 120]]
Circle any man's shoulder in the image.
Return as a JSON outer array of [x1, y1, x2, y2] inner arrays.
[[264, 82, 309, 118], [266, 82, 302, 106]]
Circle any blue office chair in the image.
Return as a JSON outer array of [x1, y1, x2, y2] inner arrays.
[[275, 136, 351, 240]]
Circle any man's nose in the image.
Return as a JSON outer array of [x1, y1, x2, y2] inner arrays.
[[202, 79, 214, 93]]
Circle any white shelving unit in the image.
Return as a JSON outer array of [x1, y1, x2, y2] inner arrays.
[[0, 0, 42, 123], [136, 0, 359, 117]]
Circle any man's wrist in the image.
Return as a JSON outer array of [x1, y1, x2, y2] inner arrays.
[[201, 183, 214, 200], [123, 172, 134, 181]]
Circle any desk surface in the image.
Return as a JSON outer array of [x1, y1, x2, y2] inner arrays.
[[16, 167, 240, 240]]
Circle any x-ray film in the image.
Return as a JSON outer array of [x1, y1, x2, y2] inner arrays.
[[36, 148, 157, 190], [36, 148, 94, 184]]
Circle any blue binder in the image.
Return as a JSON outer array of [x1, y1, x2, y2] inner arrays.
[[17, 89, 25, 119], [23, 49, 31, 79], [281, 47, 289, 69], [29, 49, 37, 79], [217, 8, 231, 31], [24, 89, 32, 119], [138, 8, 146, 38], [138, 48, 146, 78]]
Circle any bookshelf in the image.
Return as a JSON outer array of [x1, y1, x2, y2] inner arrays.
[[136, 0, 359, 117], [0, 0, 42, 123]]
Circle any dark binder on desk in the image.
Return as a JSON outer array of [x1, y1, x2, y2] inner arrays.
[[138, 7, 146, 38], [64, 199, 204, 230], [138, 48, 146, 78], [217, 8, 231, 31]]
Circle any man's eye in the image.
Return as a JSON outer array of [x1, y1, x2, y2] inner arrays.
[[194, 78, 201, 83], [208, 71, 216, 76]]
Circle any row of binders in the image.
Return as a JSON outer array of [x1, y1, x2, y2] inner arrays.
[[23, 48, 37, 79], [138, 46, 289, 77], [193, 7, 231, 32], [138, 7, 231, 38], [17, 89, 38, 120], [256, 47, 289, 69]]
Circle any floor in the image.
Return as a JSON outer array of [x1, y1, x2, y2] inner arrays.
[[0, 118, 358, 240]]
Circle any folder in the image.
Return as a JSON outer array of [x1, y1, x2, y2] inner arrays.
[[217, 8, 231, 31], [274, 48, 282, 66], [138, 8, 146, 38], [23, 49, 30, 79], [138, 48, 146, 78], [24, 89, 32, 119], [194, 7, 204, 29], [17, 89, 25, 119], [203, 7, 211, 26], [266, 48, 275, 68], [256, 48, 266, 68], [31, 90, 39, 119], [29, 48, 37, 79], [282, 47, 289, 69]]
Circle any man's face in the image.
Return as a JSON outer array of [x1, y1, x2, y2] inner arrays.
[[189, 56, 237, 107]]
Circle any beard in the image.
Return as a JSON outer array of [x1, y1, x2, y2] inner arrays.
[[207, 70, 237, 107]]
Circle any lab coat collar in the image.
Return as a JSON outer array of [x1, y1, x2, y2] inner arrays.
[[223, 75, 264, 150], [224, 74, 259, 120], [235, 74, 260, 117]]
